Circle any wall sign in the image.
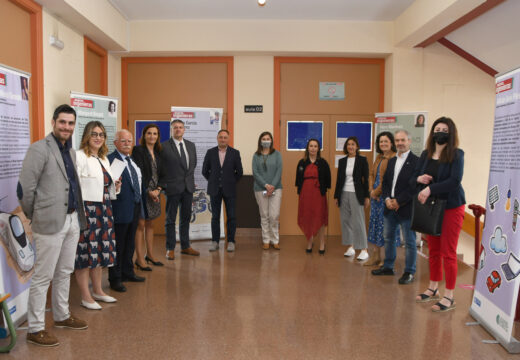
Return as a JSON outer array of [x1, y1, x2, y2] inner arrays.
[[319, 82, 345, 101], [244, 105, 263, 113]]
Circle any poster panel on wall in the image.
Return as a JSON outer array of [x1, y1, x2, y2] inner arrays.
[[171, 106, 224, 240], [336, 122, 373, 152], [319, 82, 345, 101], [135, 120, 171, 145], [374, 112, 427, 156], [0, 63, 34, 333], [470, 67, 520, 353], [287, 121, 323, 151], [70, 92, 118, 152]]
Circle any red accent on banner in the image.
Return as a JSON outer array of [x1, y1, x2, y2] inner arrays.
[[70, 98, 94, 108], [376, 116, 396, 123], [496, 78, 513, 94], [0, 73, 6, 86], [172, 111, 195, 119]]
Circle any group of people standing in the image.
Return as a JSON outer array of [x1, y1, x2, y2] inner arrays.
[[295, 117, 466, 313], [17, 104, 465, 347]]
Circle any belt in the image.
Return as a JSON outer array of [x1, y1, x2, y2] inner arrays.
[[67, 208, 76, 214]]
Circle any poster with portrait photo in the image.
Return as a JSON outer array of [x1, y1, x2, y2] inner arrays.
[[374, 112, 428, 156]]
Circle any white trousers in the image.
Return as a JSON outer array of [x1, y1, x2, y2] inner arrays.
[[27, 212, 80, 332], [254, 190, 282, 245]]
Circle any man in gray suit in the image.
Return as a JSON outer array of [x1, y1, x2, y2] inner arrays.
[[17, 104, 88, 347], [158, 119, 200, 259]]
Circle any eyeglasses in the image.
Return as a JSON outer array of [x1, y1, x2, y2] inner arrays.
[[91, 132, 106, 139]]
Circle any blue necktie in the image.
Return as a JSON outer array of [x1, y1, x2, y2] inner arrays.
[[126, 156, 141, 203]]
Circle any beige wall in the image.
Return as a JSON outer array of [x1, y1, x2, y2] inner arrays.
[[385, 43, 495, 208], [234, 56, 274, 175], [108, 53, 122, 128]]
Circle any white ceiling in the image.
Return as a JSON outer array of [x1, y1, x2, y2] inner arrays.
[[108, 0, 415, 21], [446, 0, 520, 74]]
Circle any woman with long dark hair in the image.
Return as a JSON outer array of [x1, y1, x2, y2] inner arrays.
[[363, 132, 397, 266], [132, 124, 163, 270], [414, 117, 465, 312], [252, 131, 283, 250], [295, 139, 331, 254]]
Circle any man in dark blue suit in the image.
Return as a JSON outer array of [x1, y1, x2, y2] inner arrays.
[[372, 130, 419, 284], [202, 129, 243, 252], [108, 129, 145, 292]]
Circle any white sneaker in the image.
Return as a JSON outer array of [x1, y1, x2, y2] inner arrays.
[[81, 300, 102, 310], [344, 247, 355, 257], [92, 293, 117, 303], [227, 242, 235, 252], [357, 249, 369, 261], [209, 242, 219, 252]]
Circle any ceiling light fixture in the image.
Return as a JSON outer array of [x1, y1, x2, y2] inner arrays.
[[258, 0, 267, 7]]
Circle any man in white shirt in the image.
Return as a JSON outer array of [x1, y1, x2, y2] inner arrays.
[[372, 130, 419, 284]]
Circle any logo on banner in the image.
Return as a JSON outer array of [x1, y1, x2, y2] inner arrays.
[[0, 73, 6, 86], [496, 78, 513, 94], [496, 314, 508, 332], [70, 98, 94, 108], [172, 111, 195, 119], [376, 116, 396, 123]]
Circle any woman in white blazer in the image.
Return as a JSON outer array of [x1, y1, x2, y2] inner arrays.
[[74, 121, 121, 310]]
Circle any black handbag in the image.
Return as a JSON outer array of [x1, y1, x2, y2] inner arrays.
[[410, 195, 447, 236]]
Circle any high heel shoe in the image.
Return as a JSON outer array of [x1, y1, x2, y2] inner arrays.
[[145, 255, 164, 267], [135, 262, 152, 271], [306, 244, 313, 253], [319, 246, 326, 255]]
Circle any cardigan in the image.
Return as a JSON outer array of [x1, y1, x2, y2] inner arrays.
[[412, 149, 466, 209], [334, 154, 369, 206], [252, 150, 283, 192], [369, 151, 396, 197], [295, 158, 331, 196], [76, 149, 117, 202], [132, 145, 161, 192]]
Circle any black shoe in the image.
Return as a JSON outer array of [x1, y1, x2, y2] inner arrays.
[[122, 274, 146, 282], [371, 267, 395, 276], [319, 246, 326, 255], [135, 262, 152, 272], [306, 244, 313, 253], [145, 255, 164, 267], [109, 282, 127, 292], [398, 272, 414, 284]]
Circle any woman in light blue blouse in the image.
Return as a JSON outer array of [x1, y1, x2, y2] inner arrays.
[[252, 131, 283, 250]]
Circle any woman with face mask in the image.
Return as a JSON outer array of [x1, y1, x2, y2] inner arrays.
[[413, 117, 465, 312], [252, 132, 283, 250]]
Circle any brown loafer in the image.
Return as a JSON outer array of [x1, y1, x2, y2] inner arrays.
[[272, 244, 280, 250], [27, 330, 59, 347], [262, 243, 270, 250], [54, 314, 88, 330], [181, 247, 200, 256], [166, 250, 175, 260]]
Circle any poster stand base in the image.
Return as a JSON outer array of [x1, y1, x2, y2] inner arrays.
[[470, 308, 520, 353]]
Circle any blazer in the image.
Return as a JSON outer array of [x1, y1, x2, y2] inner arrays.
[[76, 149, 117, 202], [202, 146, 243, 197], [295, 158, 331, 196], [369, 151, 396, 197], [158, 138, 197, 195], [381, 151, 419, 219], [108, 150, 142, 224], [132, 145, 161, 192], [334, 155, 369, 206], [17, 133, 87, 234], [412, 149, 466, 209]]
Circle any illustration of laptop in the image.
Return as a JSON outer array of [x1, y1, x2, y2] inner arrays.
[[502, 252, 520, 281]]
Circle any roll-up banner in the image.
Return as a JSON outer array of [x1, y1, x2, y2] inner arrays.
[[0, 63, 34, 335], [470, 66, 520, 353], [374, 112, 428, 155], [70, 92, 118, 152], [171, 106, 224, 240]]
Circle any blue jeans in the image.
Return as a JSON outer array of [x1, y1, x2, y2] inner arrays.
[[383, 211, 417, 274], [210, 189, 236, 243]]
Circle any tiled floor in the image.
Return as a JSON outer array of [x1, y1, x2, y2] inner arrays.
[[1, 232, 516, 359]]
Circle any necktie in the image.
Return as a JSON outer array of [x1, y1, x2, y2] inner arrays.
[[126, 156, 141, 203], [179, 142, 188, 169]]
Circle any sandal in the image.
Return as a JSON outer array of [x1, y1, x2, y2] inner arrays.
[[432, 296, 456, 312], [416, 288, 440, 303]]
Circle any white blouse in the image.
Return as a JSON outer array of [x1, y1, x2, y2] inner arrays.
[[76, 149, 117, 202], [342, 156, 356, 192]]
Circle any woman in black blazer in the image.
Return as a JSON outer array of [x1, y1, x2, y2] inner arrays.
[[413, 117, 465, 312], [334, 137, 370, 260], [295, 139, 331, 254], [132, 124, 163, 270]]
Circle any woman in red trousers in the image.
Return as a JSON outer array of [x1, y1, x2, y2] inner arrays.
[[295, 139, 331, 255], [413, 117, 465, 312]]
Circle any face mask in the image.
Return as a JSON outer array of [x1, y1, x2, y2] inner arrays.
[[433, 131, 449, 145], [261, 141, 271, 148]]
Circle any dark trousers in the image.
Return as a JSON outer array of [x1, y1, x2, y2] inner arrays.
[[210, 188, 236, 243], [165, 190, 193, 250], [109, 203, 140, 283]]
